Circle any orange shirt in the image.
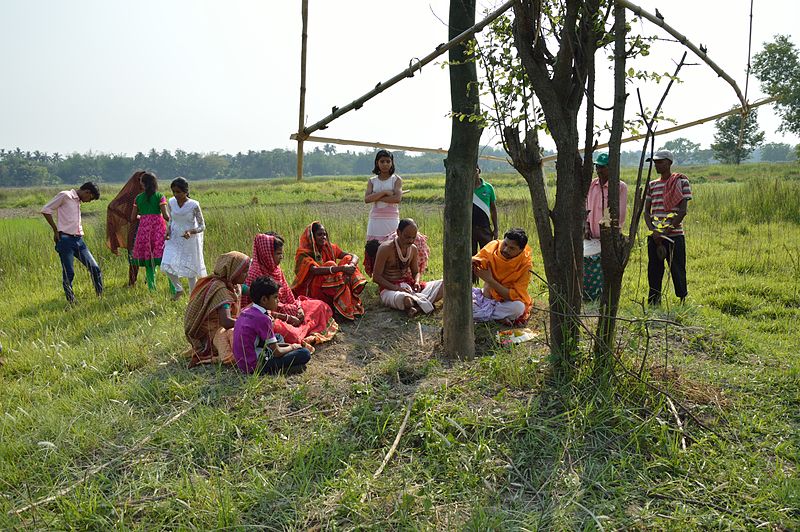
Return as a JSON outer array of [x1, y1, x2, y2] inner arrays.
[[473, 240, 533, 313]]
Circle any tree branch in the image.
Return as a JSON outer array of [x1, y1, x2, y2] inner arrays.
[[617, 0, 748, 110], [504, 125, 556, 274], [626, 52, 688, 243], [513, 1, 568, 139]]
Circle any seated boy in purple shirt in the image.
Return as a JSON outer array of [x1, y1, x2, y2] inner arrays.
[[233, 276, 312, 375]]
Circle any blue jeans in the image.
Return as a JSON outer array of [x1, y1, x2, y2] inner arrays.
[[55, 235, 103, 302], [257, 335, 311, 375]]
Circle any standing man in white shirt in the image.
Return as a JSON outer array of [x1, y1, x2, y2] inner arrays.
[[41, 181, 103, 303]]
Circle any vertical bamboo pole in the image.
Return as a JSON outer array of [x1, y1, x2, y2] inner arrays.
[[296, 0, 309, 181]]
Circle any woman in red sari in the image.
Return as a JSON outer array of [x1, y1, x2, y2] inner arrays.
[[241, 233, 338, 347], [292, 222, 367, 320]]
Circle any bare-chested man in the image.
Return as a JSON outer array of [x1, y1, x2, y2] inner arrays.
[[372, 219, 443, 317]]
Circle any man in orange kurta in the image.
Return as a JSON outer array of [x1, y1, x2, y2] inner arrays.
[[471, 228, 533, 324]]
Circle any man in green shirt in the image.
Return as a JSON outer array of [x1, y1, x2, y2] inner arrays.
[[472, 167, 499, 255]]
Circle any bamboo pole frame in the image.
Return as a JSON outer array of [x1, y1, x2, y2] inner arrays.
[[618, 0, 748, 110], [293, 0, 515, 147], [551, 95, 778, 163], [289, 133, 507, 162], [292, 0, 776, 172], [296, 0, 309, 180], [292, 96, 777, 165]]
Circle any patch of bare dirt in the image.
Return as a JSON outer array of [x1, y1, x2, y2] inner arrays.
[[0, 207, 39, 219], [297, 304, 446, 398], [0, 208, 102, 219]]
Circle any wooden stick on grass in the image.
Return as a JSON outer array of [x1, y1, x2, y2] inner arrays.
[[666, 397, 687, 451], [360, 399, 414, 503], [10, 401, 196, 516]]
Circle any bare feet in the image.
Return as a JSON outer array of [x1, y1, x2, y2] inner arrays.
[[403, 296, 419, 318]]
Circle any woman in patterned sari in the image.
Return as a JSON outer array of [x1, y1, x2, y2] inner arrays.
[[184, 251, 250, 368], [241, 233, 338, 348], [292, 221, 367, 320]]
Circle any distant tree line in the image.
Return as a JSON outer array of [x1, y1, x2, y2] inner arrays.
[[1, 138, 796, 187], [0, 145, 520, 187]]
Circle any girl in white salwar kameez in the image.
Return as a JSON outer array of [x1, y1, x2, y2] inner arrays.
[[161, 177, 207, 300]]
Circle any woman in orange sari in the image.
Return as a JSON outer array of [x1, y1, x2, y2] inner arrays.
[[241, 233, 338, 347], [184, 251, 250, 368], [292, 222, 368, 320]]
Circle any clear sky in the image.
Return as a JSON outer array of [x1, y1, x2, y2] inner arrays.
[[1, 0, 798, 156]]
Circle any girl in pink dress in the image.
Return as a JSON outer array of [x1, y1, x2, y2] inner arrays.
[[131, 171, 170, 291]]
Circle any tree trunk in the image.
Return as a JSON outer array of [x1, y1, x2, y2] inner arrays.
[[443, 0, 481, 359], [505, 0, 603, 379], [594, 3, 629, 373], [548, 141, 586, 371]]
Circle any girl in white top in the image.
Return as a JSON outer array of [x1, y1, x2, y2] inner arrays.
[[161, 177, 207, 299], [365, 150, 406, 241]]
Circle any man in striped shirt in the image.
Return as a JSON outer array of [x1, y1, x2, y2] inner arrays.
[[644, 150, 692, 305]]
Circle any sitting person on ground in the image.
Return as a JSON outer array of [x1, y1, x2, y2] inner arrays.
[[472, 228, 533, 324], [372, 218, 443, 317], [233, 276, 312, 375], [184, 251, 251, 368], [241, 233, 338, 348], [292, 221, 368, 320]]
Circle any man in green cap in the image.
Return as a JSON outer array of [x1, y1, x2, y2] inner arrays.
[[583, 152, 627, 300]]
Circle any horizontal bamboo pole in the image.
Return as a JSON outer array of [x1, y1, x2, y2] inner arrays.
[[290, 133, 508, 162], [574, 95, 779, 162], [293, 96, 777, 165], [298, 0, 516, 138]]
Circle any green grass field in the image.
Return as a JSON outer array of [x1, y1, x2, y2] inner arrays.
[[0, 164, 798, 529]]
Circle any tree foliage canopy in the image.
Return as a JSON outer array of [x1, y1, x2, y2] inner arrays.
[[753, 34, 800, 136], [711, 109, 765, 164], [0, 146, 514, 187], [760, 142, 796, 162], [659, 137, 700, 165]]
